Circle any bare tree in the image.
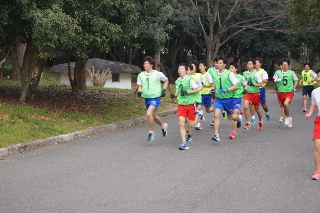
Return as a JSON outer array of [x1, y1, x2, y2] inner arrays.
[[188, 0, 286, 66]]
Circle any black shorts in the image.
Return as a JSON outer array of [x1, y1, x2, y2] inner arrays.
[[302, 85, 314, 97]]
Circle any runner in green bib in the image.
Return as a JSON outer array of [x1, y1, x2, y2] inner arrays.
[[209, 56, 240, 142], [273, 58, 298, 128], [242, 58, 263, 131], [228, 62, 246, 139], [170, 63, 201, 150], [207, 56, 220, 126], [298, 62, 317, 113], [137, 56, 169, 142]]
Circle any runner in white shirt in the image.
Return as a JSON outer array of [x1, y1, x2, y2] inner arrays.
[[305, 71, 320, 180]]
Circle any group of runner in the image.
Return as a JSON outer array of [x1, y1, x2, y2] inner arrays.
[[136, 55, 320, 179]]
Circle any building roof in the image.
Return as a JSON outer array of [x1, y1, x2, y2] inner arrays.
[[49, 58, 141, 74]]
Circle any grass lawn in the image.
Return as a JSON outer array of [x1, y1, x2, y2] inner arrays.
[[0, 70, 176, 148]]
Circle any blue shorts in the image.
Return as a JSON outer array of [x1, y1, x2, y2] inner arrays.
[[214, 97, 234, 115], [201, 94, 212, 108], [259, 87, 266, 104], [233, 98, 242, 110], [145, 98, 161, 110]]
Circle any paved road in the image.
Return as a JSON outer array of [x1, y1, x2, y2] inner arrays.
[[0, 91, 319, 213]]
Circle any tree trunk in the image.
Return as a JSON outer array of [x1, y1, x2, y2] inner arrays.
[[66, 50, 76, 94], [11, 42, 26, 81], [0, 58, 6, 82], [27, 58, 46, 100], [19, 42, 37, 103], [74, 57, 87, 93]]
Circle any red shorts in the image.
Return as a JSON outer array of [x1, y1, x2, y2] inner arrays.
[[277, 92, 294, 106], [244, 93, 260, 106], [177, 104, 196, 120], [212, 94, 216, 100], [313, 117, 320, 140]]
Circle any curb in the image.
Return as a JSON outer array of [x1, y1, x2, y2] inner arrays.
[[0, 108, 177, 159]]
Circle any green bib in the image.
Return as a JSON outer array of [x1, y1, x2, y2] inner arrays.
[[139, 70, 161, 98], [190, 73, 202, 103], [243, 70, 259, 93], [175, 76, 196, 105], [210, 69, 234, 99], [276, 70, 295, 92], [233, 74, 244, 98]]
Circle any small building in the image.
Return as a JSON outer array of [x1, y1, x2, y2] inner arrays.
[[49, 58, 141, 89]]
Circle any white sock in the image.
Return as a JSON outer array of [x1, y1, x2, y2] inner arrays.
[[251, 116, 255, 120]]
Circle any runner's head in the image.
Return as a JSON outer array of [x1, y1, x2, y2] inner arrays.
[[255, 58, 263, 70], [229, 62, 238, 74], [247, 58, 255, 71], [143, 56, 154, 72], [280, 58, 290, 71], [304, 62, 312, 71], [199, 60, 207, 73], [216, 56, 227, 72], [178, 63, 189, 77]]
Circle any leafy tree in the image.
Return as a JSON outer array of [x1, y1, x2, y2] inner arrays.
[[107, 0, 174, 65], [34, 1, 121, 94], [186, 0, 287, 67], [287, 0, 320, 33], [0, 0, 59, 102]]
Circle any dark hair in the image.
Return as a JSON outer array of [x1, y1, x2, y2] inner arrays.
[[216, 55, 227, 64], [255, 58, 263, 64], [188, 64, 194, 71], [191, 60, 199, 72], [178, 63, 189, 71], [143, 56, 155, 65], [213, 55, 220, 62], [304, 62, 312, 69], [247, 58, 255, 65], [229, 62, 238, 69], [199, 60, 207, 67], [316, 69, 320, 74], [280, 58, 290, 66]]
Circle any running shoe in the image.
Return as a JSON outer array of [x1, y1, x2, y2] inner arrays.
[[211, 134, 220, 142], [197, 110, 205, 122], [222, 111, 227, 120], [195, 125, 202, 130], [210, 120, 214, 126], [239, 109, 243, 115], [312, 171, 320, 180], [186, 134, 193, 142], [279, 117, 283, 122], [179, 142, 189, 150], [229, 132, 236, 139], [287, 117, 293, 128], [266, 113, 271, 121], [147, 132, 155, 141], [258, 121, 263, 131], [303, 108, 307, 113], [284, 117, 290, 126], [162, 123, 168, 137], [250, 118, 256, 126], [237, 119, 242, 128], [244, 123, 251, 129]]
